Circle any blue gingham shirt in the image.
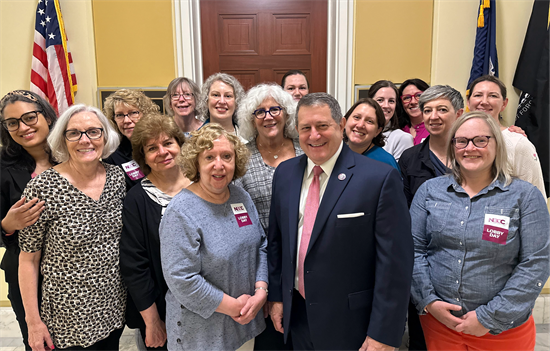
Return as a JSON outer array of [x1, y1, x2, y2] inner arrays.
[[410, 175, 549, 334]]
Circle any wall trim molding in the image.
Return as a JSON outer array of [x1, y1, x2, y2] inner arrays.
[[173, 0, 354, 110]]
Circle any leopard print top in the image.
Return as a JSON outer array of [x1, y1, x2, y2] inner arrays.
[[19, 163, 127, 348]]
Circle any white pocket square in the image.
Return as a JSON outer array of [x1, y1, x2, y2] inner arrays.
[[337, 212, 365, 219]]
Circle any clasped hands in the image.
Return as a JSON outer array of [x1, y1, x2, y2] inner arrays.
[[426, 301, 490, 337], [231, 289, 268, 325]]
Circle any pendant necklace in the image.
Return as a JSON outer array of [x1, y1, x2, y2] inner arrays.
[[258, 139, 286, 159]]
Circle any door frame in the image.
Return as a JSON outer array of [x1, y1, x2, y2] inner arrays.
[[173, 0, 354, 110]]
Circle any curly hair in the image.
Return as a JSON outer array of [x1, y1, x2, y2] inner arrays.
[[131, 112, 186, 175], [196, 73, 245, 123], [179, 123, 249, 182], [163, 77, 201, 117], [236, 83, 298, 141], [103, 89, 160, 134], [343, 98, 386, 147], [0, 90, 58, 171]]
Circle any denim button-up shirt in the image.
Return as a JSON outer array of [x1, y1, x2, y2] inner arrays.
[[410, 175, 549, 334]]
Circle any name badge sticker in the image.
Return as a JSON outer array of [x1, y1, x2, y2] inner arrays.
[[231, 203, 252, 227], [122, 160, 145, 181], [482, 213, 510, 245]]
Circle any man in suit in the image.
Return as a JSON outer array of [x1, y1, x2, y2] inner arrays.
[[267, 93, 413, 350]]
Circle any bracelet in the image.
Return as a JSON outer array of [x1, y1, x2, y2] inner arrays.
[[254, 286, 268, 295]]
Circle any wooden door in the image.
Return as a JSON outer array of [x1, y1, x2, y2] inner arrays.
[[200, 0, 327, 92]]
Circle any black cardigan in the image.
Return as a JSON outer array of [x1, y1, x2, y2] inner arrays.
[[398, 136, 436, 207], [0, 164, 32, 284], [120, 181, 168, 329]]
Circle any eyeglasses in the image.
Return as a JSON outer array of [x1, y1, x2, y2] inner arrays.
[[1, 110, 42, 132], [114, 111, 140, 121], [401, 92, 423, 103], [171, 93, 194, 101], [452, 135, 492, 149], [253, 106, 283, 119], [64, 128, 104, 142]]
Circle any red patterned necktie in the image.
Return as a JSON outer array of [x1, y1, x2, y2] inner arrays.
[[298, 165, 323, 298]]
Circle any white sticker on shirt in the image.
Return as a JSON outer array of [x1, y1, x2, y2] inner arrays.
[[482, 214, 510, 245], [231, 203, 252, 227], [121, 160, 145, 181]]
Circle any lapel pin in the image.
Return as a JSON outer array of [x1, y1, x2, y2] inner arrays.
[[338, 173, 346, 180]]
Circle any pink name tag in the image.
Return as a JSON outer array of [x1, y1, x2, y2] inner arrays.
[[122, 160, 145, 181], [231, 203, 252, 227], [482, 214, 509, 245]]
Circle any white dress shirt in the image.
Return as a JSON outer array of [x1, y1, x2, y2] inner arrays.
[[294, 141, 343, 289]]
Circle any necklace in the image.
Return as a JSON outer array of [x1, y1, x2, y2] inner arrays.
[[258, 139, 286, 159]]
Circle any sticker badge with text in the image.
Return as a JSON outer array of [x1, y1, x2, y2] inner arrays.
[[231, 203, 252, 227], [122, 160, 145, 181], [482, 213, 510, 245]]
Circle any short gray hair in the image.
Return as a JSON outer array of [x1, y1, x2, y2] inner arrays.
[[236, 84, 298, 141], [197, 73, 245, 123], [419, 85, 464, 113], [296, 93, 342, 125], [163, 77, 201, 117], [48, 104, 120, 163], [447, 111, 511, 186]]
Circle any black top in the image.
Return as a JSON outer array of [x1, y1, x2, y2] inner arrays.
[[0, 164, 32, 283], [398, 136, 436, 207], [119, 181, 168, 329], [104, 136, 145, 190]]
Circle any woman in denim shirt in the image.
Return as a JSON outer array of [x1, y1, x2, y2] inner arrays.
[[410, 111, 549, 351]]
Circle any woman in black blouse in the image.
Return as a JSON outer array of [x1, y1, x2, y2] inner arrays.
[[103, 89, 160, 189], [120, 112, 190, 350]]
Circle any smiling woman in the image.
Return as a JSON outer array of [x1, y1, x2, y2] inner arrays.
[[18, 104, 128, 350], [160, 124, 268, 350]]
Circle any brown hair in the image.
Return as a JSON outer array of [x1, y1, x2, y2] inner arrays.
[[103, 89, 160, 134], [131, 112, 186, 175], [343, 98, 386, 147]]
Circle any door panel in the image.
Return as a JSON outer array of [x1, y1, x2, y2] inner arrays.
[[201, 0, 327, 92]]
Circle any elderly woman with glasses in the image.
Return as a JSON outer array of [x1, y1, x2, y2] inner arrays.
[[163, 77, 203, 136], [0, 90, 58, 351], [197, 73, 246, 135], [399, 78, 430, 145], [103, 89, 160, 189], [18, 104, 127, 351], [410, 111, 549, 351], [160, 124, 267, 350], [235, 84, 302, 350]]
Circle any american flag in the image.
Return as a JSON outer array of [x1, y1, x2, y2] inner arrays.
[[31, 0, 77, 115]]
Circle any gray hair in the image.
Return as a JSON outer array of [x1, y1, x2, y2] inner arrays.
[[163, 77, 201, 117], [236, 84, 298, 141], [197, 73, 245, 123], [447, 111, 511, 186], [296, 93, 342, 125], [48, 104, 120, 162], [419, 85, 464, 113]]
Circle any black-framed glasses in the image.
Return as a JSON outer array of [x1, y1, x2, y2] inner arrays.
[[452, 135, 492, 149], [401, 92, 423, 103], [64, 128, 104, 142], [253, 106, 283, 119], [171, 93, 194, 101], [114, 111, 140, 121], [1, 110, 42, 132]]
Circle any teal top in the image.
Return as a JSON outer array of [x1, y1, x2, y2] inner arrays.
[[363, 145, 400, 172]]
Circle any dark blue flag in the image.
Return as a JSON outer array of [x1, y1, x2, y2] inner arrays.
[[467, 0, 498, 93]]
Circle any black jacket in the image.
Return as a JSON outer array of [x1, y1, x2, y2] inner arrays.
[[104, 136, 144, 190], [120, 182, 168, 329], [0, 165, 32, 284], [398, 136, 436, 207]]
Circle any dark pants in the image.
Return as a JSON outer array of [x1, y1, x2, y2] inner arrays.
[[61, 328, 124, 351], [408, 299, 427, 351], [254, 313, 293, 350], [138, 325, 168, 350], [288, 289, 313, 350], [8, 280, 32, 351]]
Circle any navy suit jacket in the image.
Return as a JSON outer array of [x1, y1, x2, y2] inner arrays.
[[268, 144, 413, 349]]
